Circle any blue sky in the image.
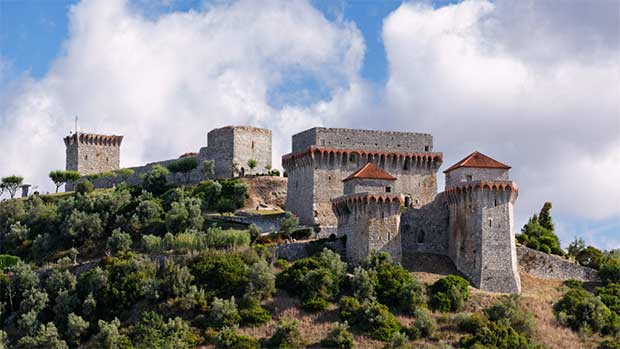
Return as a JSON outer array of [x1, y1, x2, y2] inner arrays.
[[0, 0, 618, 250]]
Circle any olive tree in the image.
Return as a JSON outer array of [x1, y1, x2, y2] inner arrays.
[[1, 175, 23, 198]]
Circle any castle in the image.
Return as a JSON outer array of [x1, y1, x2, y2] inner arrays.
[[64, 126, 271, 187], [283, 127, 520, 294], [65, 125, 520, 294]]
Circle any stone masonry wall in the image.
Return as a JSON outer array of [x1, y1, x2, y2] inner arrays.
[[204, 127, 235, 178], [65, 134, 122, 176], [401, 193, 449, 256], [283, 148, 441, 235], [517, 245, 599, 282], [344, 178, 394, 195], [292, 127, 434, 153], [445, 167, 509, 188], [232, 127, 272, 177], [447, 184, 521, 294]]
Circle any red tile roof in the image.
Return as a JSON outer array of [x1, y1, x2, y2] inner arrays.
[[343, 162, 397, 181], [444, 151, 511, 173]]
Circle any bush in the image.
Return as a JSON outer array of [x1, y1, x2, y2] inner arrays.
[[412, 307, 436, 338], [429, 275, 470, 312], [459, 320, 535, 349], [516, 203, 563, 256], [484, 296, 536, 337], [205, 228, 251, 249], [75, 180, 94, 194], [96, 318, 133, 349], [106, 229, 132, 253], [339, 298, 402, 341], [239, 296, 271, 326], [215, 326, 259, 349], [142, 165, 169, 195], [383, 332, 410, 349], [209, 297, 240, 328], [596, 283, 620, 314], [264, 317, 303, 349], [599, 338, 620, 349], [321, 322, 354, 349], [454, 313, 486, 333], [190, 251, 249, 298], [554, 288, 616, 335], [134, 311, 200, 349], [142, 234, 162, 253], [276, 257, 321, 296], [601, 257, 620, 285]]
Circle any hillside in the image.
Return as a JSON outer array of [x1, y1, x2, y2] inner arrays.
[[0, 174, 617, 349]]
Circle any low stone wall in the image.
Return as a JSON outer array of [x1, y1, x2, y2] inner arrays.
[[275, 238, 346, 261], [211, 212, 287, 232], [517, 245, 599, 282]]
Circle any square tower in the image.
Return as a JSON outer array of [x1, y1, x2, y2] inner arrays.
[[202, 126, 272, 178], [64, 132, 123, 176]]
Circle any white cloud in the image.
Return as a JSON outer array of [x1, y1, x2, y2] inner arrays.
[[0, 0, 366, 194], [379, 0, 620, 227]]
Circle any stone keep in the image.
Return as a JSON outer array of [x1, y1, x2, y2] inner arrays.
[[199, 126, 272, 179], [444, 152, 521, 294], [332, 163, 404, 263], [282, 127, 443, 236], [64, 132, 123, 175]]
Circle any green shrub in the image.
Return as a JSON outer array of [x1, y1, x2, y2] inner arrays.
[[142, 165, 170, 195], [142, 235, 162, 253], [412, 307, 436, 338], [484, 296, 536, 337], [134, 311, 200, 349], [301, 295, 330, 312], [563, 279, 583, 289], [429, 275, 470, 312], [0, 254, 20, 271], [554, 288, 616, 335], [453, 313, 486, 333], [206, 228, 251, 249], [601, 257, 620, 285], [190, 251, 249, 298], [106, 229, 132, 254], [599, 338, 620, 349], [321, 322, 354, 349], [215, 326, 259, 349], [459, 320, 535, 349], [516, 203, 564, 256], [383, 332, 410, 349], [75, 180, 94, 194], [339, 298, 401, 341], [276, 257, 321, 296], [264, 317, 303, 349], [209, 297, 240, 328], [96, 318, 133, 349], [239, 296, 271, 326], [352, 266, 376, 300], [596, 283, 620, 314]]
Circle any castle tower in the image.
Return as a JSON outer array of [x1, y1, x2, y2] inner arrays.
[[444, 151, 521, 294], [64, 132, 123, 176], [283, 127, 442, 236], [332, 163, 403, 263], [199, 126, 272, 178]]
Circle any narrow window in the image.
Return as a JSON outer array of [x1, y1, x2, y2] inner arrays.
[[424, 146, 430, 151], [494, 199, 498, 207], [251, 141, 255, 149], [466, 175, 473, 181], [418, 230, 425, 243], [381, 212, 385, 219], [414, 199, 419, 205], [328, 175, 332, 181], [489, 219, 492, 227], [385, 186, 391, 193], [321, 140, 326, 146], [85, 155, 88, 160]]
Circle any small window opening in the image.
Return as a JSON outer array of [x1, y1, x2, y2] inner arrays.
[[385, 186, 391, 193], [381, 212, 385, 219], [488, 219, 492, 227], [494, 199, 498, 207], [251, 141, 255, 149], [321, 140, 326, 146], [466, 175, 473, 181], [418, 230, 425, 243], [424, 146, 430, 151], [85, 155, 88, 160], [414, 199, 419, 205], [328, 175, 332, 181]]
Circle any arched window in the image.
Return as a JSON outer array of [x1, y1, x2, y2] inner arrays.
[[418, 229, 425, 243]]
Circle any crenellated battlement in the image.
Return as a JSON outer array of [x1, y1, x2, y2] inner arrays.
[[282, 146, 442, 171], [332, 192, 403, 216], [445, 180, 518, 205], [63, 133, 123, 147]]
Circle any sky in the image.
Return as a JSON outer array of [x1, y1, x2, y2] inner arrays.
[[0, 0, 619, 250]]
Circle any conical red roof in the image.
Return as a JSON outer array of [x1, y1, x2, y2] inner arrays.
[[444, 151, 511, 173], [343, 163, 397, 181]]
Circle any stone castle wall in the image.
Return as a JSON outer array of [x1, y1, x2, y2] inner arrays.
[[283, 145, 442, 235], [517, 245, 599, 282], [292, 127, 434, 153], [333, 194, 403, 264], [445, 167, 509, 188], [401, 193, 449, 256], [344, 178, 394, 195], [65, 133, 122, 176], [69, 126, 272, 191], [446, 181, 521, 294]]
